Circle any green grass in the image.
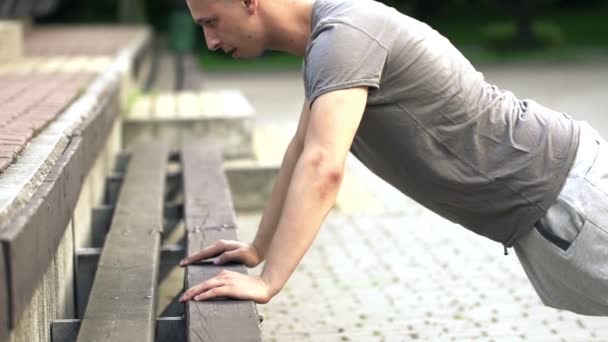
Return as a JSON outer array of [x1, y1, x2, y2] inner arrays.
[[199, 6, 608, 71], [429, 6, 608, 65], [199, 50, 303, 73]]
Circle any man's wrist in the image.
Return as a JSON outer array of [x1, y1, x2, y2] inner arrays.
[[251, 239, 266, 261], [261, 270, 283, 298]]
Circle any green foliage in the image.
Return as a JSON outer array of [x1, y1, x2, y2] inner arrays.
[[482, 20, 565, 50], [169, 11, 197, 53], [199, 50, 302, 72], [79, 0, 118, 22]]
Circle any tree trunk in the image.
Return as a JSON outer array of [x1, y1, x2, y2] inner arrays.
[[516, 8, 534, 46], [119, 0, 147, 23], [515, 1, 536, 47]]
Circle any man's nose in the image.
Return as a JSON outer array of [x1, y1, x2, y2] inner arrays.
[[203, 29, 221, 51]]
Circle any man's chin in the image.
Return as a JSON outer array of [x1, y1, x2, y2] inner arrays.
[[234, 50, 266, 60]]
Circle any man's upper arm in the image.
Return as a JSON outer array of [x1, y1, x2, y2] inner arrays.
[[303, 87, 368, 165], [293, 100, 311, 146]]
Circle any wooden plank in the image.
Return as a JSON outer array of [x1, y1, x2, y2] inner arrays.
[[0, 244, 8, 342], [157, 317, 187, 342], [155, 93, 176, 119], [75, 247, 102, 319], [76, 142, 168, 342], [0, 89, 120, 328], [90, 205, 113, 248], [182, 142, 262, 342], [51, 319, 80, 342], [176, 92, 201, 119], [128, 96, 152, 121], [182, 142, 236, 230], [200, 91, 224, 118], [51, 317, 186, 342], [75, 245, 185, 318]]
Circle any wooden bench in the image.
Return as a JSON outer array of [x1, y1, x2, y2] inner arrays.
[[0, 22, 151, 341], [51, 140, 262, 342]]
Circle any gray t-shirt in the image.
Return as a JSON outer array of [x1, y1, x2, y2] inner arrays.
[[304, 0, 579, 246]]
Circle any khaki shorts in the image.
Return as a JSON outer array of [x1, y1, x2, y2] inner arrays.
[[514, 120, 608, 316]]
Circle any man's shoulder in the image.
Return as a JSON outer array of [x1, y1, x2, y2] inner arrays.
[[312, 0, 393, 33]]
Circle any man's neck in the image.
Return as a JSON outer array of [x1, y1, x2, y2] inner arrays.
[[260, 0, 315, 57]]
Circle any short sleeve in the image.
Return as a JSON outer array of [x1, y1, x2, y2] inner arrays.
[[304, 22, 389, 107]]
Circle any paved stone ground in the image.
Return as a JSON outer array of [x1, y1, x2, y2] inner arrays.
[[239, 136, 608, 342], [207, 62, 608, 341]]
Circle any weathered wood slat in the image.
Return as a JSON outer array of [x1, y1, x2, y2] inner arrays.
[[76, 142, 168, 342], [75, 244, 185, 318], [0, 90, 119, 327], [182, 142, 236, 231], [182, 142, 262, 342], [52, 317, 186, 342]]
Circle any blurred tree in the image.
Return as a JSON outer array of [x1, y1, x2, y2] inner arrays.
[[504, 0, 559, 47], [119, 0, 147, 23]]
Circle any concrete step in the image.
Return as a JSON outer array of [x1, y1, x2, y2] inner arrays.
[[225, 159, 278, 212], [123, 89, 254, 159]]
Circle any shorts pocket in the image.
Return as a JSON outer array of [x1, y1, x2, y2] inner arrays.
[[534, 216, 586, 254], [534, 221, 572, 251]]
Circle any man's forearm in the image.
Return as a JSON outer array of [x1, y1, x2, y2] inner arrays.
[[252, 138, 303, 259], [260, 150, 342, 296]]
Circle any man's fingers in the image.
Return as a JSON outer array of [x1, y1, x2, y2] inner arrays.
[[180, 278, 224, 302], [193, 285, 232, 301], [180, 243, 224, 266], [215, 250, 239, 265]]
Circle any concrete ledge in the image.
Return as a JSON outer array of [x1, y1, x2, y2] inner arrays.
[[123, 117, 253, 159], [0, 27, 150, 226], [224, 160, 279, 212], [8, 219, 74, 342], [123, 90, 254, 159]]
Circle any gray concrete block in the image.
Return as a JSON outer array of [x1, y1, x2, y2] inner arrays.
[[8, 221, 74, 342], [0, 21, 22, 64], [123, 117, 254, 160], [224, 160, 279, 212]]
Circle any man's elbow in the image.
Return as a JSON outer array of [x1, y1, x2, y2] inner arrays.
[[300, 148, 344, 200]]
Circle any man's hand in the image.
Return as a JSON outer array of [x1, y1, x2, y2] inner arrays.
[[179, 240, 263, 268], [179, 270, 272, 304]]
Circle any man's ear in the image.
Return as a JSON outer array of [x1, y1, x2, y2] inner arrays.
[[242, 0, 258, 14]]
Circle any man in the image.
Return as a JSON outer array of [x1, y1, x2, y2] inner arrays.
[[179, 0, 608, 315]]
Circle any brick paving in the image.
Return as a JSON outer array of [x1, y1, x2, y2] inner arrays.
[[0, 26, 144, 173], [24, 26, 141, 56], [0, 72, 94, 172]]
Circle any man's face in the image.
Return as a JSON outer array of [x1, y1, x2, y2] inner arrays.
[[186, 0, 264, 59]]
